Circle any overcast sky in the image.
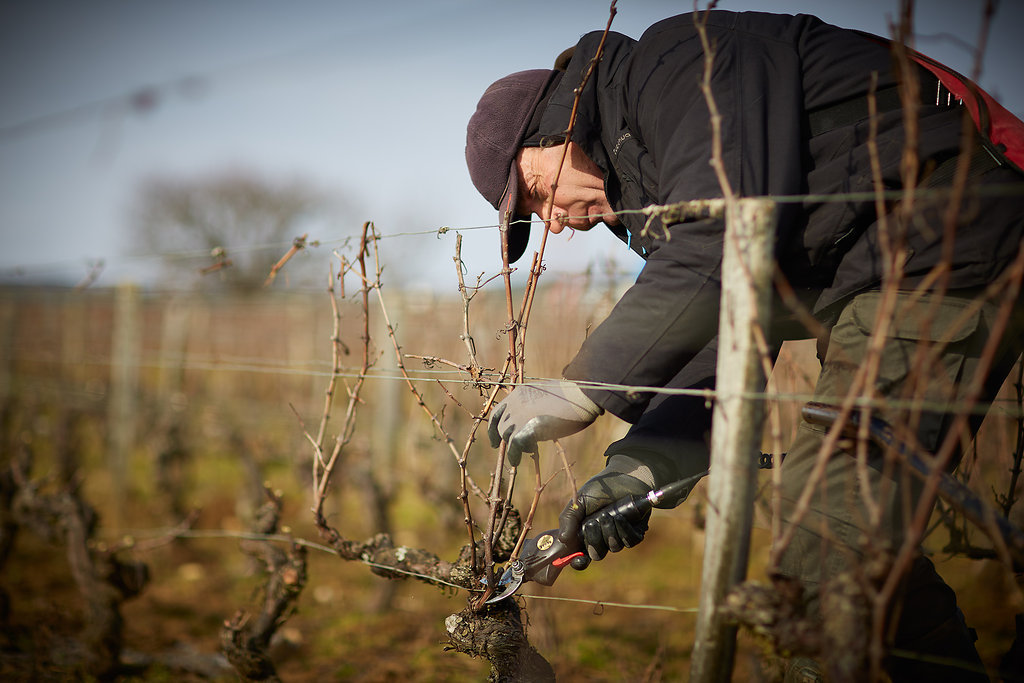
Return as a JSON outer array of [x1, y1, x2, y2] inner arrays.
[[1, 0, 1021, 291]]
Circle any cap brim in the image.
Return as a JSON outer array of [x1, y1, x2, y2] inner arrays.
[[498, 160, 531, 264], [494, 70, 562, 265]]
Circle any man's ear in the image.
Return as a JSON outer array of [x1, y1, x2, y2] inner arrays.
[[554, 46, 576, 71]]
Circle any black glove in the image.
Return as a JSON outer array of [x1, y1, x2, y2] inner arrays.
[[556, 461, 653, 570], [488, 379, 602, 466]]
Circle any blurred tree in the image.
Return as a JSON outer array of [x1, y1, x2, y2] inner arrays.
[[131, 169, 340, 290]]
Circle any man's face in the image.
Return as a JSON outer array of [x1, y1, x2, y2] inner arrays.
[[515, 143, 620, 234]]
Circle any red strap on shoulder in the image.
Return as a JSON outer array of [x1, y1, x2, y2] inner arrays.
[[913, 52, 1024, 170], [860, 31, 1024, 171]]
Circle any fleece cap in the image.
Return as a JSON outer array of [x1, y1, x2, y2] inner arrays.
[[466, 69, 560, 263]]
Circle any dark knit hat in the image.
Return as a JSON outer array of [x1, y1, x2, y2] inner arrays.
[[466, 69, 559, 263]]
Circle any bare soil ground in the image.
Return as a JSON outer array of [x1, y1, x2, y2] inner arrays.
[[3, 480, 1021, 682]]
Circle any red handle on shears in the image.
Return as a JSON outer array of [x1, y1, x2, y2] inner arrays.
[[551, 551, 585, 568]]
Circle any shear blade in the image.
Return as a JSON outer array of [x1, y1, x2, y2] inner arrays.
[[485, 567, 523, 604], [485, 579, 521, 603]]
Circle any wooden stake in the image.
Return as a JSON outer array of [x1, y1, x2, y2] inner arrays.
[[691, 198, 776, 681]]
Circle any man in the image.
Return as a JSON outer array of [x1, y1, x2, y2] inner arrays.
[[465, 10, 1024, 681]]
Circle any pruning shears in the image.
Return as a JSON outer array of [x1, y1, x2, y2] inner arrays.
[[485, 472, 707, 603]]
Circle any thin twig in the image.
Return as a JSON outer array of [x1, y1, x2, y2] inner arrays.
[[694, 1, 734, 204], [454, 234, 484, 382], [263, 233, 308, 287], [553, 439, 578, 500], [312, 223, 374, 522], [372, 227, 488, 502], [507, 0, 618, 526], [997, 360, 1024, 517]]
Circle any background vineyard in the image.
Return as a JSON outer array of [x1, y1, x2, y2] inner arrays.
[[2, 276, 1022, 680]]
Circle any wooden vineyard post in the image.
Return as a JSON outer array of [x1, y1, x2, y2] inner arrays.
[[690, 198, 776, 681], [108, 282, 141, 525]]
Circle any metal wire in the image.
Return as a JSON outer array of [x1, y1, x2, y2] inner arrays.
[[117, 527, 701, 615]]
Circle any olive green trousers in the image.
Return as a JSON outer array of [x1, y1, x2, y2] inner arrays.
[[778, 287, 1024, 681]]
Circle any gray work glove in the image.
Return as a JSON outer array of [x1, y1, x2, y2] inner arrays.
[[555, 455, 656, 570], [488, 379, 602, 466]]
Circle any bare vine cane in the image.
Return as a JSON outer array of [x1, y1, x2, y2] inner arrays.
[[363, 226, 520, 596], [300, 223, 486, 590], [451, 233, 510, 571], [376, 229, 522, 597], [475, 128, 528, 605], [310, 223, 373, 527], [862, 5, 998, 676], [998, 361, 1024, 517], [693, 0, 734, 204], [869, 246, 1024, 679], [263, 232, 310, 288], [493, 0, 621, 578], [520, 0, 619, 344], [377, 283, 491, 502]]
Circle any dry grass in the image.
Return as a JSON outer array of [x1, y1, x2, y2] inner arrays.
[[1, 281, 1022, 680]]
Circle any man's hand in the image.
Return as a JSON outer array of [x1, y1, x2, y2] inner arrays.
[[488, 379, 602, 466], [556, 460, 653, 570]]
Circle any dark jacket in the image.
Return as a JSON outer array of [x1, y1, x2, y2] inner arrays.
[[534, 11, 1024, 422]]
